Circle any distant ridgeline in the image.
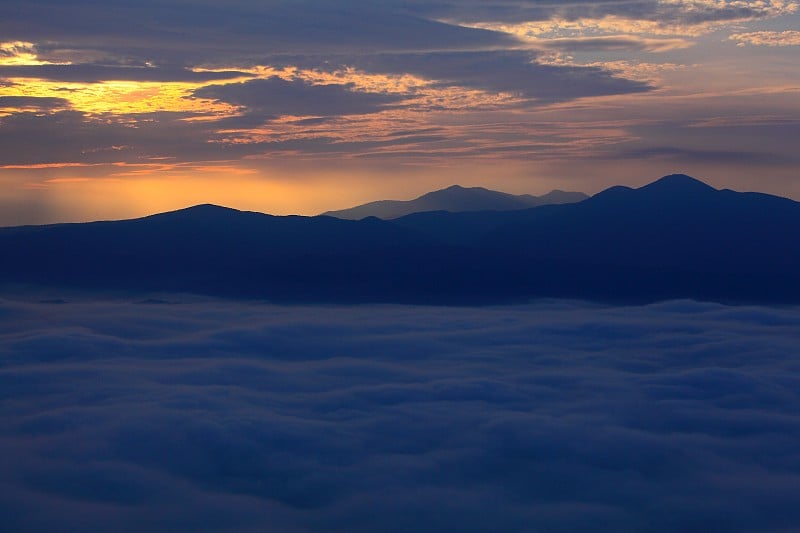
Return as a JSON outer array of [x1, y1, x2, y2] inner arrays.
[[322, 185, 588, 219], [2, 175, 799, 304]]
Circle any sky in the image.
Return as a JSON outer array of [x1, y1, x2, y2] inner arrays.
[[1, 0, 799, 225], [2, 297, 800, 531]]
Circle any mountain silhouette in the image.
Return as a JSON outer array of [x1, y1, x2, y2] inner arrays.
[[1, 174, 798, 304], [322, 184, 587, 219]]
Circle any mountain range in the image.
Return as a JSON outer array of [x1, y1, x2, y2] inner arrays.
[[322, 185, 588, 219], [2, 174, 798, 304]]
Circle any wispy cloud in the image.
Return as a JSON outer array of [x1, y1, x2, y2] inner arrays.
[[729, 30, 800, 46], [535, 35, 694, 53]]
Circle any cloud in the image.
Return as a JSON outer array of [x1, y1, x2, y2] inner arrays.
[[1, 296, 800, 530], [0, 1, 513, 66], [0, 0, 709, 175], [617, 146, 790, 164], [419, 0, 797, 28], [537, 36, 694, 53], [455, 1, 798, 39], [0, 41, 41, 65], [664, 0, 797, 26], [0, 107, 444, 167], [194, 76, 407, 120], [729, 30, 800, 47], [0, 64, 251, 83], [0, 96, 70, 110], [0, 110, 233, 166], [352, 51, 652, 103], [0, 60, 646, 168], [3, 1, 786, 89]]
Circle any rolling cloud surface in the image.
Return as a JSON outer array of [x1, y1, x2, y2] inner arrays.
[[2, 297, 799, 531]]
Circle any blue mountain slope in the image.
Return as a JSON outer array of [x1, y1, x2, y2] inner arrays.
[[387, 174, 800, 302], [486, 174, 799, 271]]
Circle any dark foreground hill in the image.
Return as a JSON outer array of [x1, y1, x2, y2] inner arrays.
[[322, 184, 587, 219], [2, 174, 799, 304]]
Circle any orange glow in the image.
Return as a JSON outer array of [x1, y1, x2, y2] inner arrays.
[[3, 165, 383, 223], [44, 177, 91, 183], [0, 78, 241, 116], [0, 158, 566, 226]]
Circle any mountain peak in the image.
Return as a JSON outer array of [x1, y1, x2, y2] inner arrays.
[[141, 203, 245, 222], [640, 174, 716, 193], [156, 203, 239, 215], [182, 203, 238, 213]]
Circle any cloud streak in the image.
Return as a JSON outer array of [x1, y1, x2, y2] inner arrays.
[[536, 35, 694, 53], [730, 30, 800, 46], [0, 65, 251, 83], [1, 297, 800, 531]]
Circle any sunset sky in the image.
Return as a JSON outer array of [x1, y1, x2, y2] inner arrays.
[[1, 0, 799, 225]]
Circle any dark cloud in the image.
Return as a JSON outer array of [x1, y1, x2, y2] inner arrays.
[[612, 117, 800, 166], [619, 146, 792, 165], [1, 297, 800, 531], [238, 49, 652, 105], [0, 1, 513, 66], [0, 108, 437, 166], [194, 76, 407, 120], [2, 2, 782, 88], [0, 2, 663, 115], [538, 36, 692, 53], [396, 0, 792, 26], [0, 110, 109, 165], [0, 96, 70, 110], [0, 110, 210, 165], [0, 65, 250, 83], [0, 108, 444, 169], [354, 51, 652, 102], [0, 1, 787, 100]]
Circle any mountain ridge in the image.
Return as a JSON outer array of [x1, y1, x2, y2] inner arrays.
[[1, 175, 798, 305], [322, 184, 588, 220]]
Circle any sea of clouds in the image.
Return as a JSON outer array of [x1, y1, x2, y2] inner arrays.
[[1, 296, 799, 531]]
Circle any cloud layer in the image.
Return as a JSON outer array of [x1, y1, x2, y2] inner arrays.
[[730, 30, 800, 47], [2, 297, 799, 531]]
